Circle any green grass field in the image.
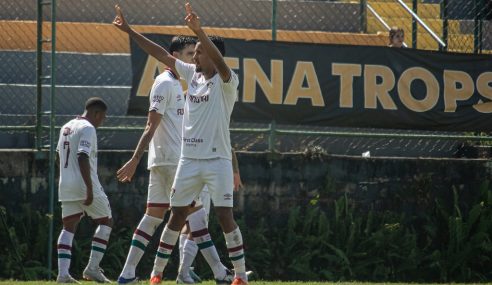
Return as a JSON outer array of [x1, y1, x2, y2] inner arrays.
[[0, 280, 492, 285], [0, 280, 360, 285], [0, 280, 330, 285]]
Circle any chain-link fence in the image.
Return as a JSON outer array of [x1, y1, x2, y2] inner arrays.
[[365, 0, 492, 52], [1, 0, 491, 157]]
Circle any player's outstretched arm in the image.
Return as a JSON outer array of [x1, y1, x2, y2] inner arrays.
[[116, 111, 161, 182], [113, 4, 176, 69], [184, 2, 231, 82]]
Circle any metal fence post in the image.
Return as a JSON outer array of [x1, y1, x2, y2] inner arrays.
[[47, 0, 57, 279], [360, 0, 367, 33], [271, 0, 277, 41], [36, 0, 43, 151], [473, 0, 484, 53], [440, 0, 448, 52], [268, 120, 276, 152], [412, 0, 417, 48]]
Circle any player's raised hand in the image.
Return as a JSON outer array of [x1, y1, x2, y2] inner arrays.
[[184, 2, 201, 33], [116, 159, 138, 183], [113, 4, 131, 33]]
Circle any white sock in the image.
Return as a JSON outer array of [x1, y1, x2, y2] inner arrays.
[[151, 225, 180, 277], [57, 229, 74, 277], [87, 225, 112, 269], [224, 227, 247, 281], [188, 208, 225, 279], [179, 233, 188, 265], [120, 214, 162, 278], [179, 238, 198, 278]]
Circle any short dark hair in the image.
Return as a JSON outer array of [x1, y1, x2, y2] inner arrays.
[[208, 35, 225, 56], [389, 27, 404, 41], [85, 97, 107, 112], [170, 36, 197, 53]]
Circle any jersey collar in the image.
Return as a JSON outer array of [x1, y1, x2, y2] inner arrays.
[[166, 68, 179, 80]]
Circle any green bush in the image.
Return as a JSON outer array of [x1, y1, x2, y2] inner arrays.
[[1, 178, 492, 282]]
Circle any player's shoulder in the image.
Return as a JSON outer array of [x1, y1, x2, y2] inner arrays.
[[61, 119, 74, 129], [76, 120, 96, 133], [155, 71, 177, 84], [225, 69, 239, 83]]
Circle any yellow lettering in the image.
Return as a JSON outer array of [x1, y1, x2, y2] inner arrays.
[[364, 65, 397, 110], [243, 58, 283, 104], [398, 67, 439, 112], [225, 57, 239, 70], [332, 63, 362, 108], [136, 56, 166, 97], [284, 61, 324, 106], [444, 70, 474, 112], [225, 57, 240, 101], [473, 72, 492, 113]]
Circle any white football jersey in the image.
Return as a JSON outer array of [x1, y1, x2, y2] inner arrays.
[[56, 117, 105, 202], [147, 69, 185, 169], [175, 59, 238, 160]]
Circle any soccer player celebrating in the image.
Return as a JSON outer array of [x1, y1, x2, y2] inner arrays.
[[113, 2, 249, 285], [178, 151, 249, 284], [55, 97, 112, 283], [112, 7, 237, 285]]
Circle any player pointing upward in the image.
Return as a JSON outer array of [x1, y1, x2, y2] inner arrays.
[[113, 2, 248, 285]]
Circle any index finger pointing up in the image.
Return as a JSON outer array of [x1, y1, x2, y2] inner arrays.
[[115, 4, 123, 17], [185, 2, 193, 14]]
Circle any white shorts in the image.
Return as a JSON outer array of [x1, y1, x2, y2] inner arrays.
[[149, 165, 202, 208], [147, 165, 177, 208], [61, 195, 112, 220], [171, 158, 233, 208]]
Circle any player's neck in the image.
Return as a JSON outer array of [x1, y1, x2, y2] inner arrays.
[[79, 113, 96, 127], [202, 69, 217, 80]]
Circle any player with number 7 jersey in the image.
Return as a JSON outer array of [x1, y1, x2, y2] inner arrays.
[[55, 97, 113, 284], [57, 117, 105, 201]]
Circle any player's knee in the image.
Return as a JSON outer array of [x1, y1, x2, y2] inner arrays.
[[146, 206, 168, 218], [62, 217, 80, 233], [168, 206, 189, 230], [181, 222, 190, 234], [214, 207, 236, 231], [172, 206, 189, 220], [214, 206, 233, 219], [105, 218, 114, 228], [62, 223, 77, 233], [95, 217, 113, 228]]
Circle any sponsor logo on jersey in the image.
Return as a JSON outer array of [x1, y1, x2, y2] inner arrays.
[[63, 127, 72, 136], [206, 81, 214, 89], [80, 140, 91, 148], [153, 95, 165, 103], [188, 94, 209, 103], [183, 137, 203, 148], [177, 94, 182, 102], [183, 137, 203, 143], [224, 193, 232, 200], [190, 79, 198, 88]]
